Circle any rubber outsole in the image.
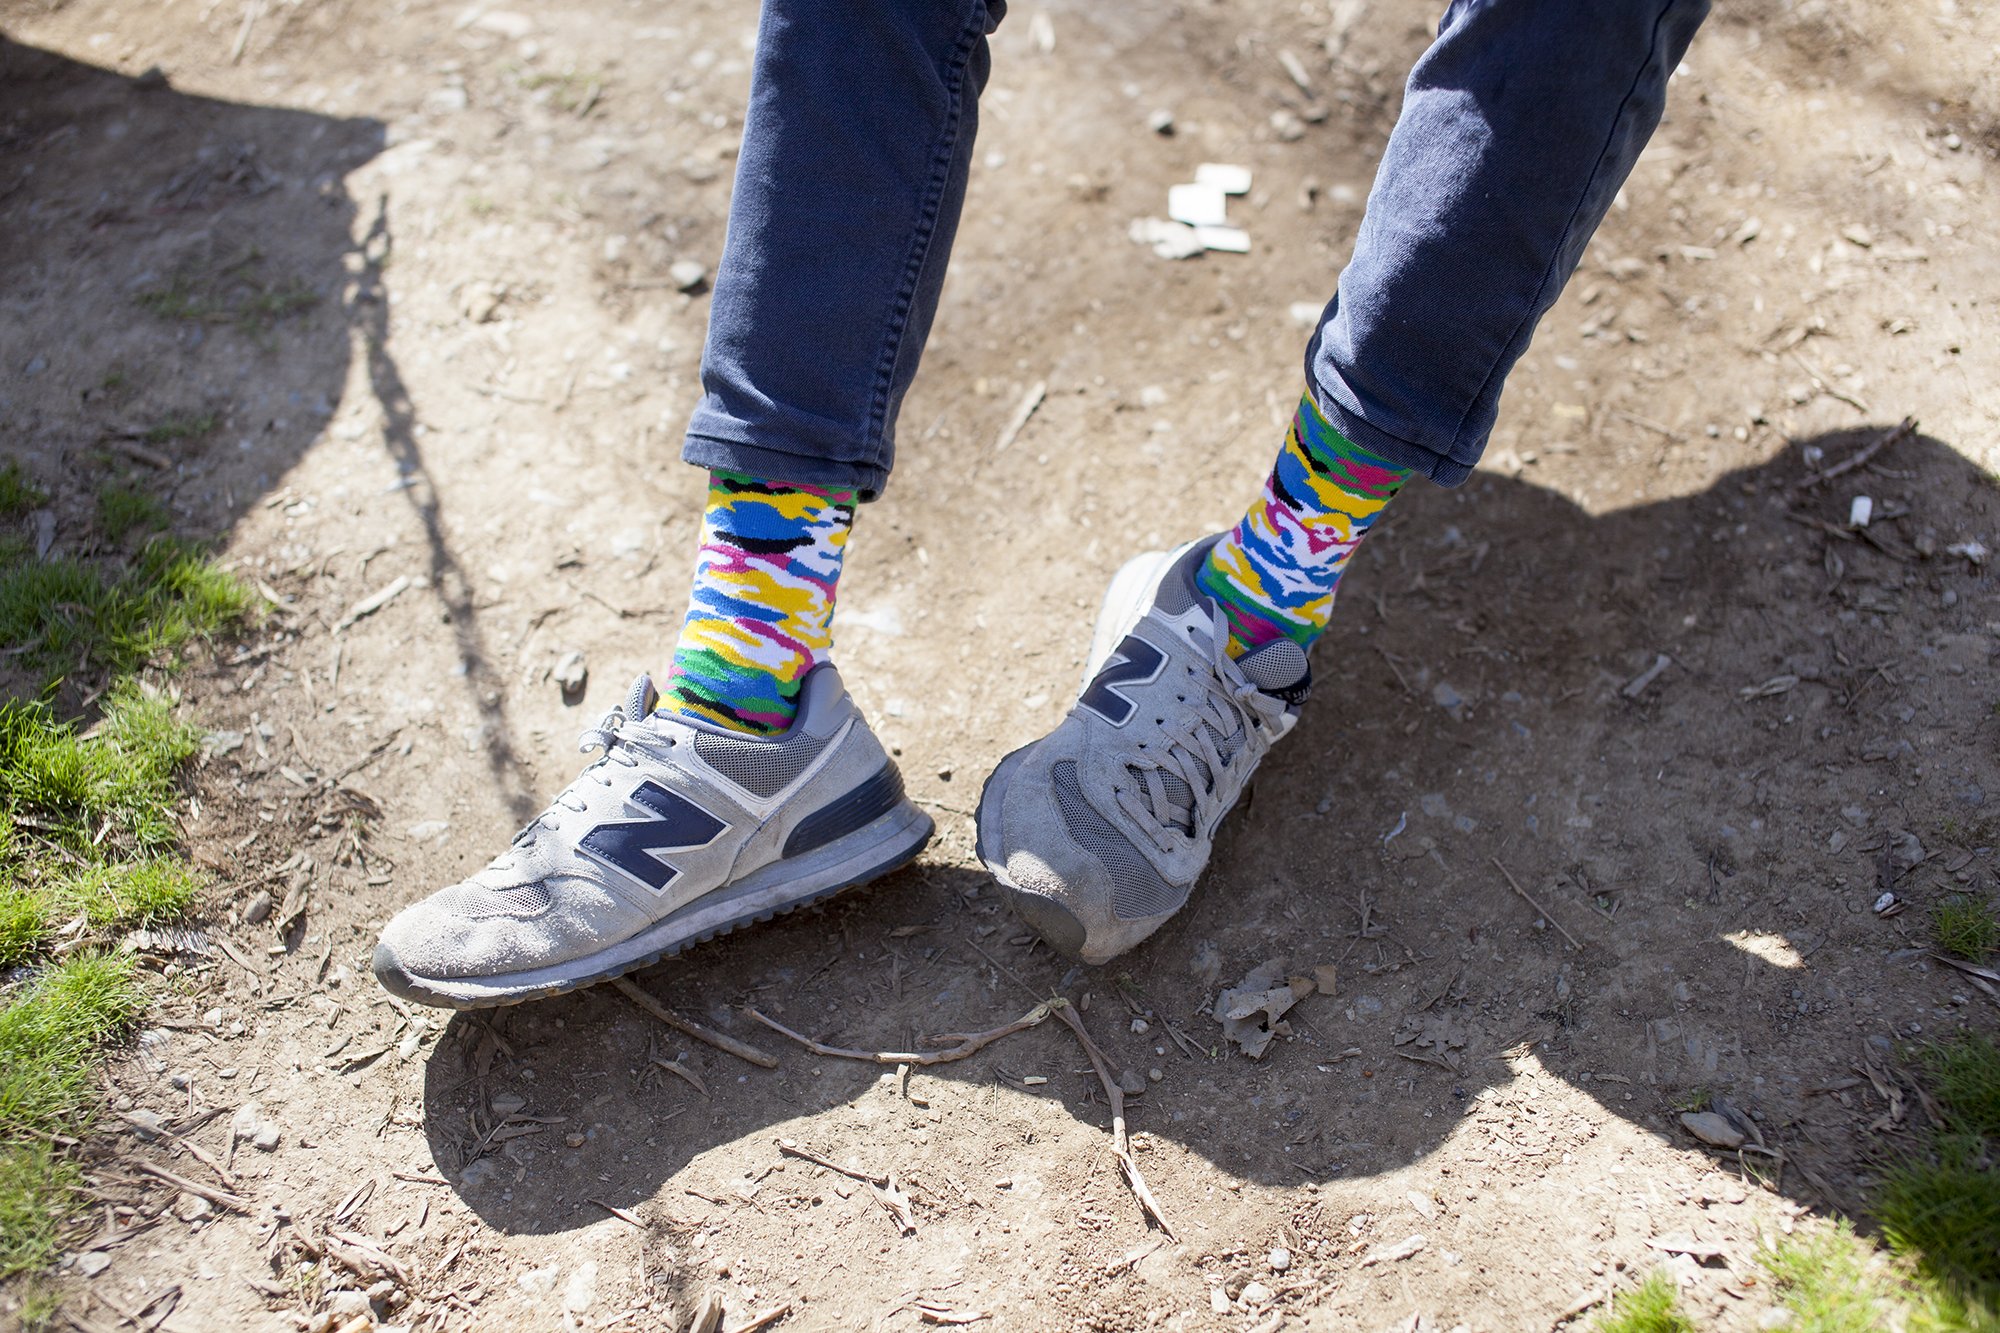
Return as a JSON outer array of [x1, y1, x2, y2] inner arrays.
[[374, 802, 933, 1010]]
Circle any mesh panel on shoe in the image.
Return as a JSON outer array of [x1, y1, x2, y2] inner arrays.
[[432, 882, 553, 919], [1238, 639, 1310, 694], [691, 728, 826, 798], [1152, 542, 1210, 617], [1052, 760, 1184, 921]]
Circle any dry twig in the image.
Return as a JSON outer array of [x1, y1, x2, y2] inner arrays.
[[1792, 416, 1916, 491], [1050, 1002, 1175, 1239], [745, 1000, 1055, 1066], [1490, 857, 1584, 950], [614, 976, 779, 1069], [775, 1138, 888, 1188], [135, 1160, 249, 1213]]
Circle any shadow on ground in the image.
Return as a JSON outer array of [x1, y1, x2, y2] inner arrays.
[[0, 39, 538, 819], [418, 426, 1999, 1255]]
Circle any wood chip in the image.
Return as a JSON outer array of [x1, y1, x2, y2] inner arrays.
[[991, 380, 1047, 454], [136, 1160, 249, 1213], [335, 575, 412, 631]]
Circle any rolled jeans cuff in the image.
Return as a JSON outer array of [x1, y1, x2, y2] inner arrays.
[[1304, 381, 1477, 487], [680, 426, 891, 500]]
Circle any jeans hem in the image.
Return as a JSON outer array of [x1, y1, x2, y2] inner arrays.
[[681, 432, 891, 501], [1306, 384, 1475, 488]]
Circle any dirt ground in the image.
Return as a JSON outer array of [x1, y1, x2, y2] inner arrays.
[[4, 0, 1999, 1327]]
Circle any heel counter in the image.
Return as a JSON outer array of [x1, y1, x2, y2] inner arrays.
[[783, 761, 909, 857]]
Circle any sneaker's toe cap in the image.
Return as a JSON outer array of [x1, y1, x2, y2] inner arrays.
[[371, 885, 578, 998]]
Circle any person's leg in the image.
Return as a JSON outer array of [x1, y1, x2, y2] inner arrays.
[[683, 0, 1006, 499], [376, 0, 1006, 1005], [1307, 0, 1710, 483], [1195, 0, 1708, 668], [980, 0, 1710, 965], [661, 0, 1005, 736]]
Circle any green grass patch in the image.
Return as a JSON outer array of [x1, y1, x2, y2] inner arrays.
[[96, 483, 170, 544], [1920, 1031, 2000, 1138], [1879, 1134, 2000, 1322], [1873, 1031, 2000, 1319], [0, 465, 239, 1302], [0, 858, 205, 966], [1760, 1032, 2000, 1331], [0, 1140, 82, 1283], [1762, 1223, 1912, 1332], [0, 953, 146, 1142], [0, 463, 49, 521], [0, 880, 50, 967], [141, 412, 218, 446], [135, 250, 318, 336], [0, 953, 146, 1278], [1932, 894, 1998, 961], [0, 535, 250, 691], [1594, 1270, 1695, 1333], [0, 685, 198, 851]]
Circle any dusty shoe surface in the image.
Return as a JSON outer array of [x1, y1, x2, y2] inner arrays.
[[373, 665, 929, 1008], [975, 537, 1306, 964]]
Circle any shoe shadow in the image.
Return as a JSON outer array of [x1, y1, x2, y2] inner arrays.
[[419, 426, 1995, 1263]]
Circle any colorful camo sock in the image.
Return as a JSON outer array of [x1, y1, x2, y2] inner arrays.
[[661, 470, 857, 736], [1199, 391, 1411, 659]]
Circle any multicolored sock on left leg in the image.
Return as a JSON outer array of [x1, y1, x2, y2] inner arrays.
[[661, 470, 857, 736], [1199, 391, 1412, 659]]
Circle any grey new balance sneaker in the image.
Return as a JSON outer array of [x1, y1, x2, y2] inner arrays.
[[975, 537, 1308, 964], [374, 665, 930, 1008]]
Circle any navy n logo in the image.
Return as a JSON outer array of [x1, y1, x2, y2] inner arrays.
[[579, 782, 728, 893], [1078, 634, 1167, 726]]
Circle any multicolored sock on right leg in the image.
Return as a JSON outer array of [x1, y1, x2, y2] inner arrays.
[[1199, 391, 1411, 659], [661, 470, 856, 736]]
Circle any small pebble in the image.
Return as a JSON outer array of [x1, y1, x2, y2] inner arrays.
[[1147, 1068, 1163, 1082], [1269, 1247, 1292, 1272], [670, 259, 708, 292], [1130, 1018, 1150, 1035], [1241, 1281, 1275, 1306]]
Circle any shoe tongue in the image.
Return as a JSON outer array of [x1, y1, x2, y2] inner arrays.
[[1236, 639, 1311, 703], [626, 673, 660, 720]]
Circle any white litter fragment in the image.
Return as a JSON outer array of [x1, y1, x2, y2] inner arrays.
[[1193, 225, 1251, 254], [1167, 182, 1229, 228], [1289, 301, 1323, 328], [1129, 217, 1204, 260], [1946, 540, 1987, 565], [1848, 495, 1873, 528], [1194, 163, 1253, 195]]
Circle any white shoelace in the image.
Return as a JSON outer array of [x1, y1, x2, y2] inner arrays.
[[1112, 620, 1289, 852], [510, 704, 652, 845]]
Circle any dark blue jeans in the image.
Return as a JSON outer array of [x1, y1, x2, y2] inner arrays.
[[683, 0, 1709, 497]]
